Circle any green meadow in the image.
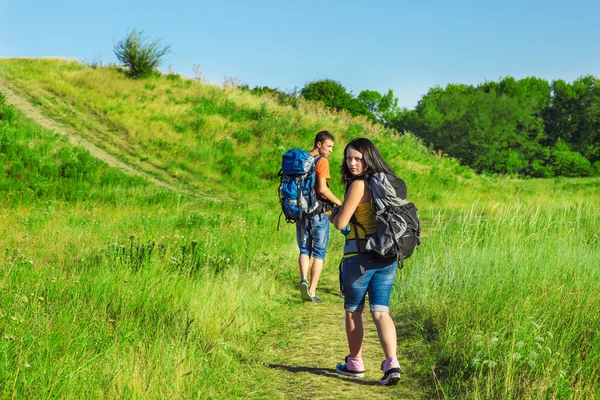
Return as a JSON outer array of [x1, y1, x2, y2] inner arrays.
[[0, 58, 598, 399]]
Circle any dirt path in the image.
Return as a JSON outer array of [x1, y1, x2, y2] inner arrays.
[[0, 77, 184, 193], [260, 271, 427, 399]]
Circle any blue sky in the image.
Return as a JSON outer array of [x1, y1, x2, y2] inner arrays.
[[1, 0, 599, 109]]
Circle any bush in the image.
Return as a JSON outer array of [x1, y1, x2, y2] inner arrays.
[[551, 140, 592, 177], [593, 161, 600, 176], [113, 29, 171, 78]]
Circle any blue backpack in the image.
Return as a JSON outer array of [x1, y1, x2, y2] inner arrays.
[[278, 149, 322, 225]]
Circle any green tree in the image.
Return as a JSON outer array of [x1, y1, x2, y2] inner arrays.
[[301, 79, 367, 117], [401, 79, 554, 175], [301, 79, 353, 110], [357, 89, 399, 125], [545, 76, 600, 163], [114, 29, 171, 78]]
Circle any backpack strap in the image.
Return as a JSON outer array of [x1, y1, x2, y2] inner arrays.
[[311, 154, 335, 214], [277, 169, 284, 231], [350, 216, 367, 275]]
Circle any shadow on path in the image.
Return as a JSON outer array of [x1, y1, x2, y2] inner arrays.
[[267, 363, 381, 387]]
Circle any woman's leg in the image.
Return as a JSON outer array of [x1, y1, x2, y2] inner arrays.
[[371, 311, 396, 358], [341, 255, 370, 356], [367, 260, 398, 360], [345, 310, 364, 357]]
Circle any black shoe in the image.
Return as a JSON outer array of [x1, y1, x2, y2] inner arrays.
[[311, 293, 324, 303], [335, 356, 364, 378], [379, 367, 401, 386], [299, 279, 311, 301]]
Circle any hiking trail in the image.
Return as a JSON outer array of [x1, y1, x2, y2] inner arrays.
[[258, 268, 428, 399]]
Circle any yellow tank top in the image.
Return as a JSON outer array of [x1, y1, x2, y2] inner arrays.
[[347, 202, 376, 239]]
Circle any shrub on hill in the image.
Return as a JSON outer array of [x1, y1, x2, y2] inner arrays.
[[113, 29, 171, 78]]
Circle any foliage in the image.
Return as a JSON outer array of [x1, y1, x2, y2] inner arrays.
[[301, 79, 368, 117], [113, 28, 171, 78], [393, 76, 600, 177], [543, 75, 600, 163], [300, 79, 402, 125], [551, 139, 593, 177], [357, 89, 399, 125], [240, 84, 299, 107]]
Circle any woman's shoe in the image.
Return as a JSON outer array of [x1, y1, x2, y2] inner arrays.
[[335, 356, 365, 378], [379, 367, 401, 385]]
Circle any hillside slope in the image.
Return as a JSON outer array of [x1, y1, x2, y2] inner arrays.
[[0, 58, 474, 204]]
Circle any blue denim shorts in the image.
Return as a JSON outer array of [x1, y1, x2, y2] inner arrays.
[[341, 252, 397, 313], [296, 213, 330, 260]]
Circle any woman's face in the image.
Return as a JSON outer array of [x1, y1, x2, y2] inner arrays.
[[346, 146, 366, 176]]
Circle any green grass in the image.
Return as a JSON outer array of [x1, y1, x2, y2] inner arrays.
[[1, 59, 599, 399], [398, 201, 599, 398]]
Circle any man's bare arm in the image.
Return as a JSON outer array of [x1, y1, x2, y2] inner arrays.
[[316, 176, 342, 206]]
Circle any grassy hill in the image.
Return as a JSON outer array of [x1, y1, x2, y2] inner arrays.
[[1, 58, 599, 399]]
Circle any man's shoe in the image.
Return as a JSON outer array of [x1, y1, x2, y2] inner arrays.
[[311, 294, 324, 303], [379, 367, 401, 386], [299, 279, 311, 301], [335, 356, 364, 378]]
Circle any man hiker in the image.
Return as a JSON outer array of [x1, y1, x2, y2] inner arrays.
[[297, 130, 342, 302]]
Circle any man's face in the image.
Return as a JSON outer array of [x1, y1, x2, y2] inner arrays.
[[317, 139, 334, 158]]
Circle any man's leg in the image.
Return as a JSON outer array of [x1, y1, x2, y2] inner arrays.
[[299, 254, 310, 281], [309, 214, 330, 296], [309, 257, 323, 295], [296, 220, 313, 301], [296, 219, 311, 282]]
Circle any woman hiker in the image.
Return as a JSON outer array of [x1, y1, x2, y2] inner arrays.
[[329, 137, 403, 386]]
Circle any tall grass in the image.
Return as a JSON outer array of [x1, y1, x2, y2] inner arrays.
[[1, 213, 295, 398], [396, 200, 600, 398]]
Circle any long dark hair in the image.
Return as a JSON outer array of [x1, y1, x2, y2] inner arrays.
[[341, 138, 395, 188]]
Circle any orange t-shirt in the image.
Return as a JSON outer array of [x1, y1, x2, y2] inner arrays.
[[314, 157, 330, 200]]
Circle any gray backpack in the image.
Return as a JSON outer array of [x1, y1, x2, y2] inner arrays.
[[354, 172, 421, 267]]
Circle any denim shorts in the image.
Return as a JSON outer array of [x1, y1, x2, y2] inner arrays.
[[341, 252, 397, 313], [296, 213, 330, 260]]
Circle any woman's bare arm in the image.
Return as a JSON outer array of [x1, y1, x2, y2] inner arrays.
[[332, 179, 365, 230]]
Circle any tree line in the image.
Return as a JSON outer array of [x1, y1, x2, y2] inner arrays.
[[242, 76, 600, 178], [395, 76, 600, 177]]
